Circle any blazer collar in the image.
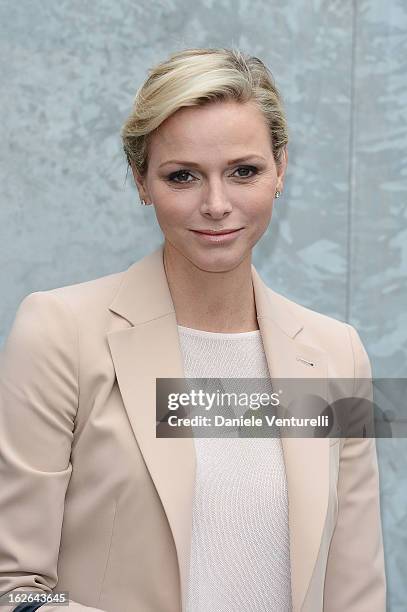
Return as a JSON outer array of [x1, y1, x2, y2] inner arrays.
[[107, 243, 330, 612]]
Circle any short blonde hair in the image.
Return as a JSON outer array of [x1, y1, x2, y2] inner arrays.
[[121, 47, 289, 177]]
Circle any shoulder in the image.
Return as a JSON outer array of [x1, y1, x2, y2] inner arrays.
[[266, 285, 349, 336], [45, 267, 126, 313], [14, 266, 126, 324], [4, 267, 129, 362], [266, 287, 371, 378]]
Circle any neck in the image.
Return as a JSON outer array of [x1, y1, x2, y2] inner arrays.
[[163, 241, 259, 333]]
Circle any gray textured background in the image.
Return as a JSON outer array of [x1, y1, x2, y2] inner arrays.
[[0, 1, 406, 609]]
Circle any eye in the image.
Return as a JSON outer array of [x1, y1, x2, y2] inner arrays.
[[166, 165, 259, 184], [167, 170, 194, 183], [233, 165, 258, 178]]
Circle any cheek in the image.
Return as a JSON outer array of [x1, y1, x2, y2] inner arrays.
[[148, 183, 180, 223], [153, 200, 189, 230], [152, 186, 200, 229], [247, 198, 274, 225]]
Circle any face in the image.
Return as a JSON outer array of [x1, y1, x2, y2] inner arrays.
[[132, 99, 287, 273]]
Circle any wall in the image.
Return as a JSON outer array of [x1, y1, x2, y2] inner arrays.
[[0, 1, 406, 609]]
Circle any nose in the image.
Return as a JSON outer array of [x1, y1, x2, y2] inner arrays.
[[199, 182, 233, 218]]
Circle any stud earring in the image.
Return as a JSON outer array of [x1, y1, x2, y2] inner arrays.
[[140, 198, 153, 206], [275, 190, 281, 198]]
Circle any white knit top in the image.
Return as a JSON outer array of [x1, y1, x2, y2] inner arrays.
[[178, 325, 292, 612]]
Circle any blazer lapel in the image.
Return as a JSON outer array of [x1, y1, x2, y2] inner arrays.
[[253, 266, 330, 611], [107, 247, 195, 611], [107, 243, 330, 612]]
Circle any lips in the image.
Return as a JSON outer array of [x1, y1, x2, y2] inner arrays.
[[190, 228, 244, 244], [192, 228, 242, 235]]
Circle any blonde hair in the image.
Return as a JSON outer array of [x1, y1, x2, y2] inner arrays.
[[121, 47, 289, 177]]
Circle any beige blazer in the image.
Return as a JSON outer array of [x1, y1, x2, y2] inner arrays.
[[0, 243, 386, 612]]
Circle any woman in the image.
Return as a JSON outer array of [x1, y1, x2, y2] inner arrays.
[[0, 48, 386, 612]]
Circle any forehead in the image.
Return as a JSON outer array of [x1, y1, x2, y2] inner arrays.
[[148, 100, 272, 163]]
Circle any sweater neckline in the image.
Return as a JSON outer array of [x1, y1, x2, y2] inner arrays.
[[177, 324, 261, 339]]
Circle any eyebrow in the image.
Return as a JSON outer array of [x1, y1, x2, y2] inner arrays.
[[158, 155, 266, 169]]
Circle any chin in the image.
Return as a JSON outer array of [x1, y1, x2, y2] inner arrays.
[[166, 235, 253, 272], [187, 248, 249, 273]]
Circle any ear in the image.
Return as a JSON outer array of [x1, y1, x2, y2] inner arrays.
[[276, 146, 288, 192], [130, 162, 149, 201]]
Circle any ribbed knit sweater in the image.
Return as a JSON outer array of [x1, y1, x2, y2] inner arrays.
[[177, 325, 292, 612]]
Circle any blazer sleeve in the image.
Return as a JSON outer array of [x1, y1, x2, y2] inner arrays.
[[0, 292, 107, 612], [322, 324, 387, 612]]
